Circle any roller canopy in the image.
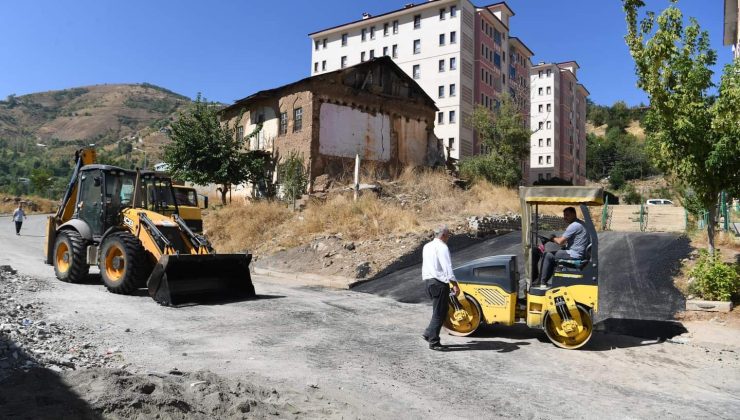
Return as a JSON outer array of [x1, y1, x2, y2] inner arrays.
[[519, 187, 604, 206]]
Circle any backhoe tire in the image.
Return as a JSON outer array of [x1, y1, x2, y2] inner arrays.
[[99, 231, 147, 295], [53, 230, 90, 283]]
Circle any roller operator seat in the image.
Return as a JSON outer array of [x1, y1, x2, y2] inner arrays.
[[556, 243, 592, 270]]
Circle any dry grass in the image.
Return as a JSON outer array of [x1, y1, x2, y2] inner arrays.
[[204, 170, 526, 256], [689, 230, 740, 255], [0, 194, 58, 214]]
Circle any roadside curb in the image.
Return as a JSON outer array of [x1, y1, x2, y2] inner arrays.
[[685, 300, 733, 313], [252, 266, 356, 289]]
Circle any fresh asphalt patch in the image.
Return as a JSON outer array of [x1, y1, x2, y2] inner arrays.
[[354, 231, 691, 338]]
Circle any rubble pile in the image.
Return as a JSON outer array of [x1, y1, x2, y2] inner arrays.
[[0, 265, 121, 380], [468, 213, 569, 236]]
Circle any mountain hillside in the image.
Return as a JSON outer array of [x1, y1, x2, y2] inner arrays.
[[0, 83, 190, 146]]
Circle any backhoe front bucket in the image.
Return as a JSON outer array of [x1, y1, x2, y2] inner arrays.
[[147, 254, 255, 306]]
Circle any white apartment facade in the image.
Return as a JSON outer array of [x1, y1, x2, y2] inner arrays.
[[529, 62, 588, 185], [724, 0, 740, 58], [309, 1, 531, 161]]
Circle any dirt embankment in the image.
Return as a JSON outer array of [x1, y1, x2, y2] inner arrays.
[[0, 266, 343, 419]]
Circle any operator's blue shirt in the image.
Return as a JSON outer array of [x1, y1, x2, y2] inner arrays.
[[563, 220, 589, 259]]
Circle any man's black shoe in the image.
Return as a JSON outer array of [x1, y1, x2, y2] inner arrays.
[[429, 342, 446, 351]]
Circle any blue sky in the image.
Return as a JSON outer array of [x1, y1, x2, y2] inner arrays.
[[0, 0, 733, 107]]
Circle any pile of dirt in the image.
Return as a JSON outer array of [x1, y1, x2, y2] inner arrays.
[[1, 368, 324, 419]]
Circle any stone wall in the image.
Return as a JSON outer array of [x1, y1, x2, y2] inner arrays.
[[468, 214, 568, 236]]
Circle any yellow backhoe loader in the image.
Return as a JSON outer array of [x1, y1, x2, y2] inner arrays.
[[43, 148, 254, 306], [444, 186, 602, 349]]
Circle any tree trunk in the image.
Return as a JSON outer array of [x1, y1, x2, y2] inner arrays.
[[706, 206, 716, 256], [217, 186, 228, 206]]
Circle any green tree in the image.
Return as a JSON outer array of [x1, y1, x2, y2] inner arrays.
[[163, 94, 268, 205], [605, 100, 632, 132], [278, 152, 307, 208], [460, 95, 530, 187], [30, 168, 53, 195], [624, 0, 740, 254]]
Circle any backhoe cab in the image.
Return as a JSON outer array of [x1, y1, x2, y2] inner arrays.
[[44, 148, 254, 306], [444, 186, 603, 349]]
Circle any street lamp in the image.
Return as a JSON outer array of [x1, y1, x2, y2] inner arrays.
[[133, 147, 147, 169]]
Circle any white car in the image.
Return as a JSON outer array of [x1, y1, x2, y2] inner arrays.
[[646, 198, 674, 205]]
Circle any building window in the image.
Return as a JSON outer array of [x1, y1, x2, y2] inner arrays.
[[361, 51, 366, 62], [450, 31, 457, 44], [413, 64, 420, 79], [393, 20, 399, 34], [546, 121, 552, 129], [322, 38, 327, 49], [538, 156, 543, 164], [313, 62, 318, 72], [538, 138, 543, 147], [449, 83, 456, 97], [236, 125, 244, 140], [342, 33, 348, 46], [314, 40, 320, 51], [392, 44, 398, 58], [369, 50, 375, 59], [438, 59, 445, 72], [321, 60, 326, 71], [493, 29, 501, 45], [449, 57, 456, 70], [538, 173, 544, 181], [546, 103, 551, 112], [450, 5, 457, 17], [279, 112, 287, 135], [361, 28, 367, 42], [384, 23, 389, 36], [538, 87, 543, 96], [370, 27, 376, 40], [547, 69, 552, 77], [341, 56, 347, 68], [538, 122, 544, 130], [538, 70, 543, 78], [439, 33, 445, 46], [547, 138, 552, 146], [439, 8, 446, 20], [414, 14, 421, 29], [448, 137, 455, 150], [293, 108, 303, 132], [438, 85, 445, 98], [449, 110, 456, 124], [546, 156, 551, 164], [493, 52, 501, 69], [438, 112, 444, 124], [538, 104, 543, 113], [413, 39, 421, 54], [546, 86, 552, 94], [383, 46, 388, 56]]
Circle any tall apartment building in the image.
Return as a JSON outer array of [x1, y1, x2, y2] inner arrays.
[[724, 0, 739, 58], [529, 62, 588, 185], [309, 0, 533, 161]]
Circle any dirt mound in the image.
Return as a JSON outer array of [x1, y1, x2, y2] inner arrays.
[[0, 368, 322, 419]]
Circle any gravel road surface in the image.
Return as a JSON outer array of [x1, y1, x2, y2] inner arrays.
[[1, 215, 738, 419]]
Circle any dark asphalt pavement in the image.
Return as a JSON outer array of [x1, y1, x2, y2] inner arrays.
[[354, 231, 691, 325]]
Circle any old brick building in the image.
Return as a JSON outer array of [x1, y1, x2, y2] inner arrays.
[[220, 57, 442, 193]]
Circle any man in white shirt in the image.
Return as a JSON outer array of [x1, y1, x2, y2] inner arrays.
[[12, 203, 27, 236], [421, 225, 460, 351]]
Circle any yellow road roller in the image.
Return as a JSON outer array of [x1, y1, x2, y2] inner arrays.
[[444, 186, 602, 349]]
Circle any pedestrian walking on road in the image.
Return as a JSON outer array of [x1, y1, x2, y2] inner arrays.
[[12, 203, 26, 236], [421, 224, 460, 351]]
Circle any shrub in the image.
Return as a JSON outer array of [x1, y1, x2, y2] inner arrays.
[[622, 184, 642, 204], [688, 250, 740, 301]]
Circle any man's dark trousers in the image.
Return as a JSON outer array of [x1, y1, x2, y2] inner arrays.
[[14, 221, 22, 235], [539, 250, 572, 285], [424, 279, 450, 345]]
